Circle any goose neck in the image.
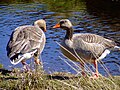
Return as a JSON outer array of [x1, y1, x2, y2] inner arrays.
[[65, 27, 73, 40]]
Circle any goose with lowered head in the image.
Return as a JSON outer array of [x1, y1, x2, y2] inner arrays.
[[53, 19, 120, 78], [6, 19, 46, 71]]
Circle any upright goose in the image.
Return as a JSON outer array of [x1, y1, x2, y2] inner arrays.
[[53, 19, 120, 78], [7, 19, 46, 71]]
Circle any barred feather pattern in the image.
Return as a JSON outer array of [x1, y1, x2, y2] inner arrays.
[[7, 25, 46, 59], [61, 33, 116, 62], [57, 19, 117, 64]]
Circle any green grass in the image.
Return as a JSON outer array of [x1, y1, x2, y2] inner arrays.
[[0, 68, 120, 90]]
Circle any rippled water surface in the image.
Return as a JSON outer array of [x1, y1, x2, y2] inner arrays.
[[0, 2, 120, 76]]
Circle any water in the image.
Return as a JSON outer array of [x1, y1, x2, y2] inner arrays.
[[0, 1, 120, 76]]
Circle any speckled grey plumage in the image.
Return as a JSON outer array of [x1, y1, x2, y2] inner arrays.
[[57, 19, 117, 63], [6, 20, 46, 65]]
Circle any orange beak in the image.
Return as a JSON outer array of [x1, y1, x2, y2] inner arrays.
[[44, 29, 47, 32], [53, 23, 60, 28]]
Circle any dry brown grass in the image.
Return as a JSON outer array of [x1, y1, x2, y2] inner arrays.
[[0, 68, 120, 90]]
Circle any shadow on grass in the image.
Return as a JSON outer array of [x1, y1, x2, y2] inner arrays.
[[47, 72, 79, 80], [47, 75, 71, 80], [0, 68, 12, 75], [1, 77, 18, 80], [0, 68, 77, 81], [0, 68, 18, 80]]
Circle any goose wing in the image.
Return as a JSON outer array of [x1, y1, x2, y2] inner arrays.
[[73, 33, 116, 58], [6, 25, 45, 58]]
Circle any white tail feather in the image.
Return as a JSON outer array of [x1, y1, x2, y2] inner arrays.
[[97, 49, 110, 61], [10, 49, 37, 65], [114, 46, 120, 51]]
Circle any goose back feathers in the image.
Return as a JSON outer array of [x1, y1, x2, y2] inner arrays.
[[7, 19, 46, 65]]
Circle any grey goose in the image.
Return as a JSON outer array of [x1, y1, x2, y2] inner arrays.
[[53, 19, 120, 78], [7, 19, 46, 71]]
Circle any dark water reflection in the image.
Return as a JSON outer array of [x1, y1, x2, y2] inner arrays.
[[0, 1, 120, 76]]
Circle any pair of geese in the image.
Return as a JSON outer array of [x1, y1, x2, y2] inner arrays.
[[7, 19, 120, 78]]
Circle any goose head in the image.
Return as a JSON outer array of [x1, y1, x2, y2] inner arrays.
[[53, 19, 72, 30], [34, 19, 46, 32]]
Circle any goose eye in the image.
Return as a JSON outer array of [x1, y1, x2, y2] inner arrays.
[[60, 21, 65, 24], [40, 27, 44, 31], [64, 20, 67, 22]]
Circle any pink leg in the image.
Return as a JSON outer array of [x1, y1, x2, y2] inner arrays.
[[34, 55, 43, 71], [90, 60, 99, 79], [21, 60, 30, 72], [34, 55, 42, 65]]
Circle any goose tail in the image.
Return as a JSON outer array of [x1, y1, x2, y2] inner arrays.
[[114, 46, 120, 51], [10, 55, 25, 65], [10, 49, 37, 65]]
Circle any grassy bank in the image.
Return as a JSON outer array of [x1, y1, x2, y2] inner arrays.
[[0, 68, 120, 90]]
